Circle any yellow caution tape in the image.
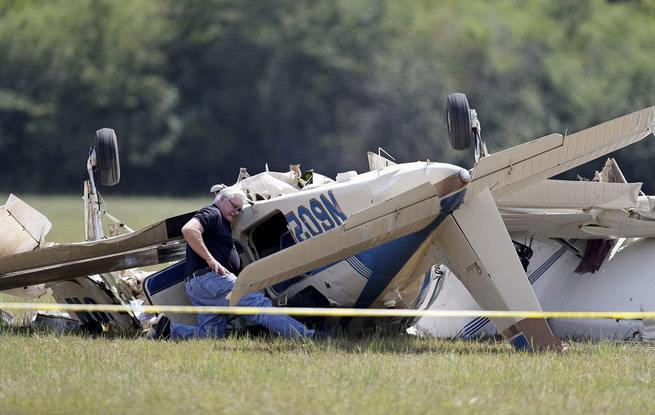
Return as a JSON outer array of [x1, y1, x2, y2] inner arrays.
[[1, 302, 655, 320]]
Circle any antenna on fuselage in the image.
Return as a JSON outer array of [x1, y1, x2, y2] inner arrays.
[[378, 147, 396, 162]]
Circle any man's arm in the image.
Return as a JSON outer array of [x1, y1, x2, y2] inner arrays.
[[181, 218, 229, 275]]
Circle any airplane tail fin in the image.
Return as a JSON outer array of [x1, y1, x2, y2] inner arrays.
[[432, 188, 562, 351]]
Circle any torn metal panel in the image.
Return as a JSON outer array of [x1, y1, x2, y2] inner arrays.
[[239, 172, 300, 199], [583, 209, 655, 238], [50, 276, 137, 330], [31, 313, 82, 334]]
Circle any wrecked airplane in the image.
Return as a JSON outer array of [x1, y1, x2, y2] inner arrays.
[[1, 94, 654, 349]]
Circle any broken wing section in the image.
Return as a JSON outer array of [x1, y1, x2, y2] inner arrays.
[[467, 106, 655, 201], [229, 181, 448, 305], [498, 179, 643, 239], [497, 179, 655, 239], [0, 194, 52, 298], [0, 212, 194, 290], [0, 194, 52, 257], [432, 188, 562, 351]]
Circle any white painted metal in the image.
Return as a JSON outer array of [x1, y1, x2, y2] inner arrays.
[[430, 189, 552, 342], [0, 194, 52, 299], [0, 194, 52, 256], [467, 107, 655, 201], [415, 237, 655, 341], [497, 180, 641, 210]]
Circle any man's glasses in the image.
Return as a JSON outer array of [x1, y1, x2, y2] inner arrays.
[[227, 198, 242, 214]]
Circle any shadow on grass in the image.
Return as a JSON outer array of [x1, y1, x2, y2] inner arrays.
[[209, 331, 517, 356], [1, 321, 518, 355], [4, 321, 595, 356], [0, 322, 141, 339]]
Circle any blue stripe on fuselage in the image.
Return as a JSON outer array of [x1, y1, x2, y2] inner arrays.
[[351, 189, 466, 309]]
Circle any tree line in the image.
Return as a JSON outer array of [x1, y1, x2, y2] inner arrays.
[[1, 0, 654, 195]]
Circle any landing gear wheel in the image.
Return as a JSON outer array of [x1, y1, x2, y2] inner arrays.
[[446, 93, 473, 151], [94, 128, 120, 186]]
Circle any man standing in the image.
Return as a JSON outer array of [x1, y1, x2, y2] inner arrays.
[[146, 187, 315, 339]]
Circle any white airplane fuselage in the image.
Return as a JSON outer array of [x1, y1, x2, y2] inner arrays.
[[414, 236, 655, 340], [223, 161, 468, 330]]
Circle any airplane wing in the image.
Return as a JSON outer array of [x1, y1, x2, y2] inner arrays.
[[501, 208, 655, 239], [229, 174, 468, 305], [0, 212, 194, 290], [466, 106, 655, 201], [495, 179, 644, 238], [495, 179, 655, 239], [496, 179, 641, 210]]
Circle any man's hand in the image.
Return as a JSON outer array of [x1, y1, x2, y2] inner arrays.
[[207, 257, 229, 275]]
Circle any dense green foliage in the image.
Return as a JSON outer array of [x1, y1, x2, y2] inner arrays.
[[1, 0, 654, 195]]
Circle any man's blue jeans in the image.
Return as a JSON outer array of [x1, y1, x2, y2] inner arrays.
[[169, 272, 314, 339]]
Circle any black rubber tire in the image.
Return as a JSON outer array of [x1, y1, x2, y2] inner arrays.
[[95, 128, 120, 186], [446, 93, 473, 151]]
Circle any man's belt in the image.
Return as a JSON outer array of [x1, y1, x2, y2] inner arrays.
[[190, 267, 213, 278]]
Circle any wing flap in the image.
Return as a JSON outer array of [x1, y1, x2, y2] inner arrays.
[[502, 211, 596, 239], [497, 180, 641, 210]]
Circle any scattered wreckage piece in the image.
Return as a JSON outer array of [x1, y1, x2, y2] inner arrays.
[[0, 212, 190, 291], [0, 130, 186, 332]]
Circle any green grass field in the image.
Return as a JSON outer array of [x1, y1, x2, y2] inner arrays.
[[2, 195, 655, 414], [1, 333, 654, 415]]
